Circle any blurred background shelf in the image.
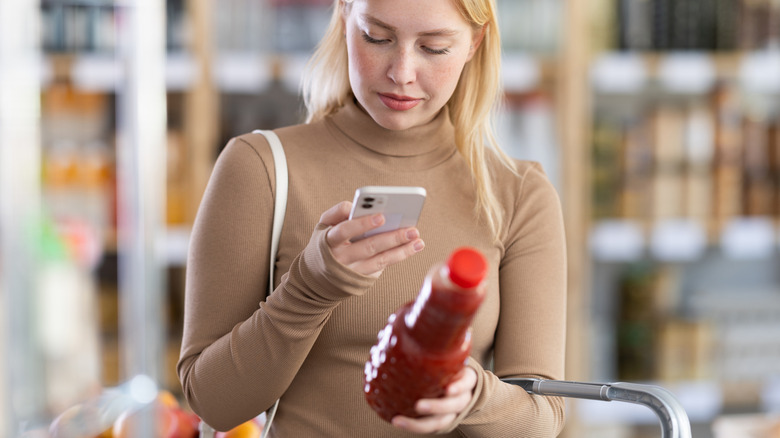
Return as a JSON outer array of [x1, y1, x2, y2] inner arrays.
[[5, 0, 780, 436], [582, 1, 780, 437]]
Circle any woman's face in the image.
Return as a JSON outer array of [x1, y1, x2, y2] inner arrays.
[[342, 0, 481, 131]]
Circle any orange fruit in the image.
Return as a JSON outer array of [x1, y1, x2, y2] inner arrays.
[[95, 426, 114, 437], [156, 390, 180, 409], [215, 419, 262, 438]]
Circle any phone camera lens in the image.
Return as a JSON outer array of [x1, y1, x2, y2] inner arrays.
[[364, 197, 375, 202], [362, 203, 373, 209]]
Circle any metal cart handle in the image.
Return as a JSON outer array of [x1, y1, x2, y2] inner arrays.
[[200, 378, 692, 437], [502, 378, 692, 438]]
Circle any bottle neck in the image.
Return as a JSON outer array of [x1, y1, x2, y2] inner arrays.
[[404, 267, 484, 352]]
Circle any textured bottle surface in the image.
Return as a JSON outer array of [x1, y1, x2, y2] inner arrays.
[[364, 247, 488, 422]]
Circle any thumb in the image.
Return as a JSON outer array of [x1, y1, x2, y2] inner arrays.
[[319, 201, 352, 226]]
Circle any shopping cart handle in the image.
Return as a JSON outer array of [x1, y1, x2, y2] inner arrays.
[[502, 378, 692, 438]]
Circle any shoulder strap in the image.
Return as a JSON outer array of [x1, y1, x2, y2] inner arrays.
[[252, 129, 288, 296], [251, 129, 286, 438], [201, 131, 287, 438]]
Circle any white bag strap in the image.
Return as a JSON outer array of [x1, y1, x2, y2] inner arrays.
[[200, 131, 286, 438], [252, 129, 286, 438], [253, 129, 288, 296]]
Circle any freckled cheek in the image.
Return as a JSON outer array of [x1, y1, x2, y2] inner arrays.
[[349, 46, 385, 89], [429, 62, 464, 93]]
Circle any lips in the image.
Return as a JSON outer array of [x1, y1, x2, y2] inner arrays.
[[378, 93, 421, 111]]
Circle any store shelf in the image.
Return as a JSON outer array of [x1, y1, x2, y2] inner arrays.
[[590, 51, 779, 96], [213, 52, 309, 94], [740, 50, 780, 94], [720, 217, 777, 259], [649, 219, 708, 262], [43, 53, 198, 92], [591, 216, 780, 262], [589, 219, 645, 262], [591, 52, 648, 94], [656, 52, 718, 94], [585, 4, 780, 430], [501, 52, 542, 93], [158, 226, 190, 267]]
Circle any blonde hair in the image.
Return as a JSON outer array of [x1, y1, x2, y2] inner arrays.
[[302, 0, 516, 240]]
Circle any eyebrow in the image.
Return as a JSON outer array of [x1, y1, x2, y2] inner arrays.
[[363, 14, 461, 37]]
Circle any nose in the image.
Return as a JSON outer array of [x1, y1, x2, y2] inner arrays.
[[386, 47, 416, 85]]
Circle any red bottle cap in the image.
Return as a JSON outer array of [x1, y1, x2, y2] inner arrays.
[[446, 247, 488, 288]]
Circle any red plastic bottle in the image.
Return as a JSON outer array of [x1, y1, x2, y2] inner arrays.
[[364, 247, 488, 422]]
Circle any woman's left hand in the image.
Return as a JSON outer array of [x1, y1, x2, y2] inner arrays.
[[390, 367, 478, 434]]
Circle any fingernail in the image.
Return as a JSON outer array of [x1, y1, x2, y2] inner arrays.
[[413, 240, 425, 252], [417, 401, 430, 413], [406, 228, 419, 240], [372, 214, 384, 225], [392, 417, 407, 428]]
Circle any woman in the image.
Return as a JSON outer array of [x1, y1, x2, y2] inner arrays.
[[178, 0, 567, 436]]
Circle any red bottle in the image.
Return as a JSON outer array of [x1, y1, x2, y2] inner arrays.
[[364, 247, 488, 422]]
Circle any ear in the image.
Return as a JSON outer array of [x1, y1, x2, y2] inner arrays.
[[340, 0, 353, 34], [466, 24, 487, 62]]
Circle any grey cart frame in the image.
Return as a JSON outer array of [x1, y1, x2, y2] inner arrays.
[[502, 378, 692, 438], [200, 378, 692, 438]]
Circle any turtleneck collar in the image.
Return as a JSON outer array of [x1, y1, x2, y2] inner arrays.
[[327, 97, 456, 159]]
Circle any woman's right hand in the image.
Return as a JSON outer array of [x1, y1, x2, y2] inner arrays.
[[321, 201, 425, 278]]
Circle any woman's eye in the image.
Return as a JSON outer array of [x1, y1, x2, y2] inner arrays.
[[423, 46, 450, 55], [362, 33, 388, 45], [360, 31, 450, 55]]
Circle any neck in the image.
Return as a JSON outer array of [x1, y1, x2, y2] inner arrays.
[[329, 98, 455, 158]]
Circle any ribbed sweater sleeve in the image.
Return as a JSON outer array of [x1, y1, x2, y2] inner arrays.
[[453, 162, 567, 437], [177, 136, 375, 431]]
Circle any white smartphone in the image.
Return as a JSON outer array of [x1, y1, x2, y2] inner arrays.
[[348, 186, 427, 242]]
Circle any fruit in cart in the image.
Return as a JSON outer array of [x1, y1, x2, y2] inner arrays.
[[95, 426, 114, 437], [156, 389, 179, 409], [47, 388, 198, 438], [157, 389, 201, 435], [174, 408, 201, 437], [49, 402, 116, 438], [112, 398, 198, 438], [215, 417, 263, 438]]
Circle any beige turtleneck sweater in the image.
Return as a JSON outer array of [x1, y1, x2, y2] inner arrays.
[[178, 100, 567, 437]]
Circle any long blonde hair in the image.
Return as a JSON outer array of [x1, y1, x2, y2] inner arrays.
[[302, 0, 516, 239]]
